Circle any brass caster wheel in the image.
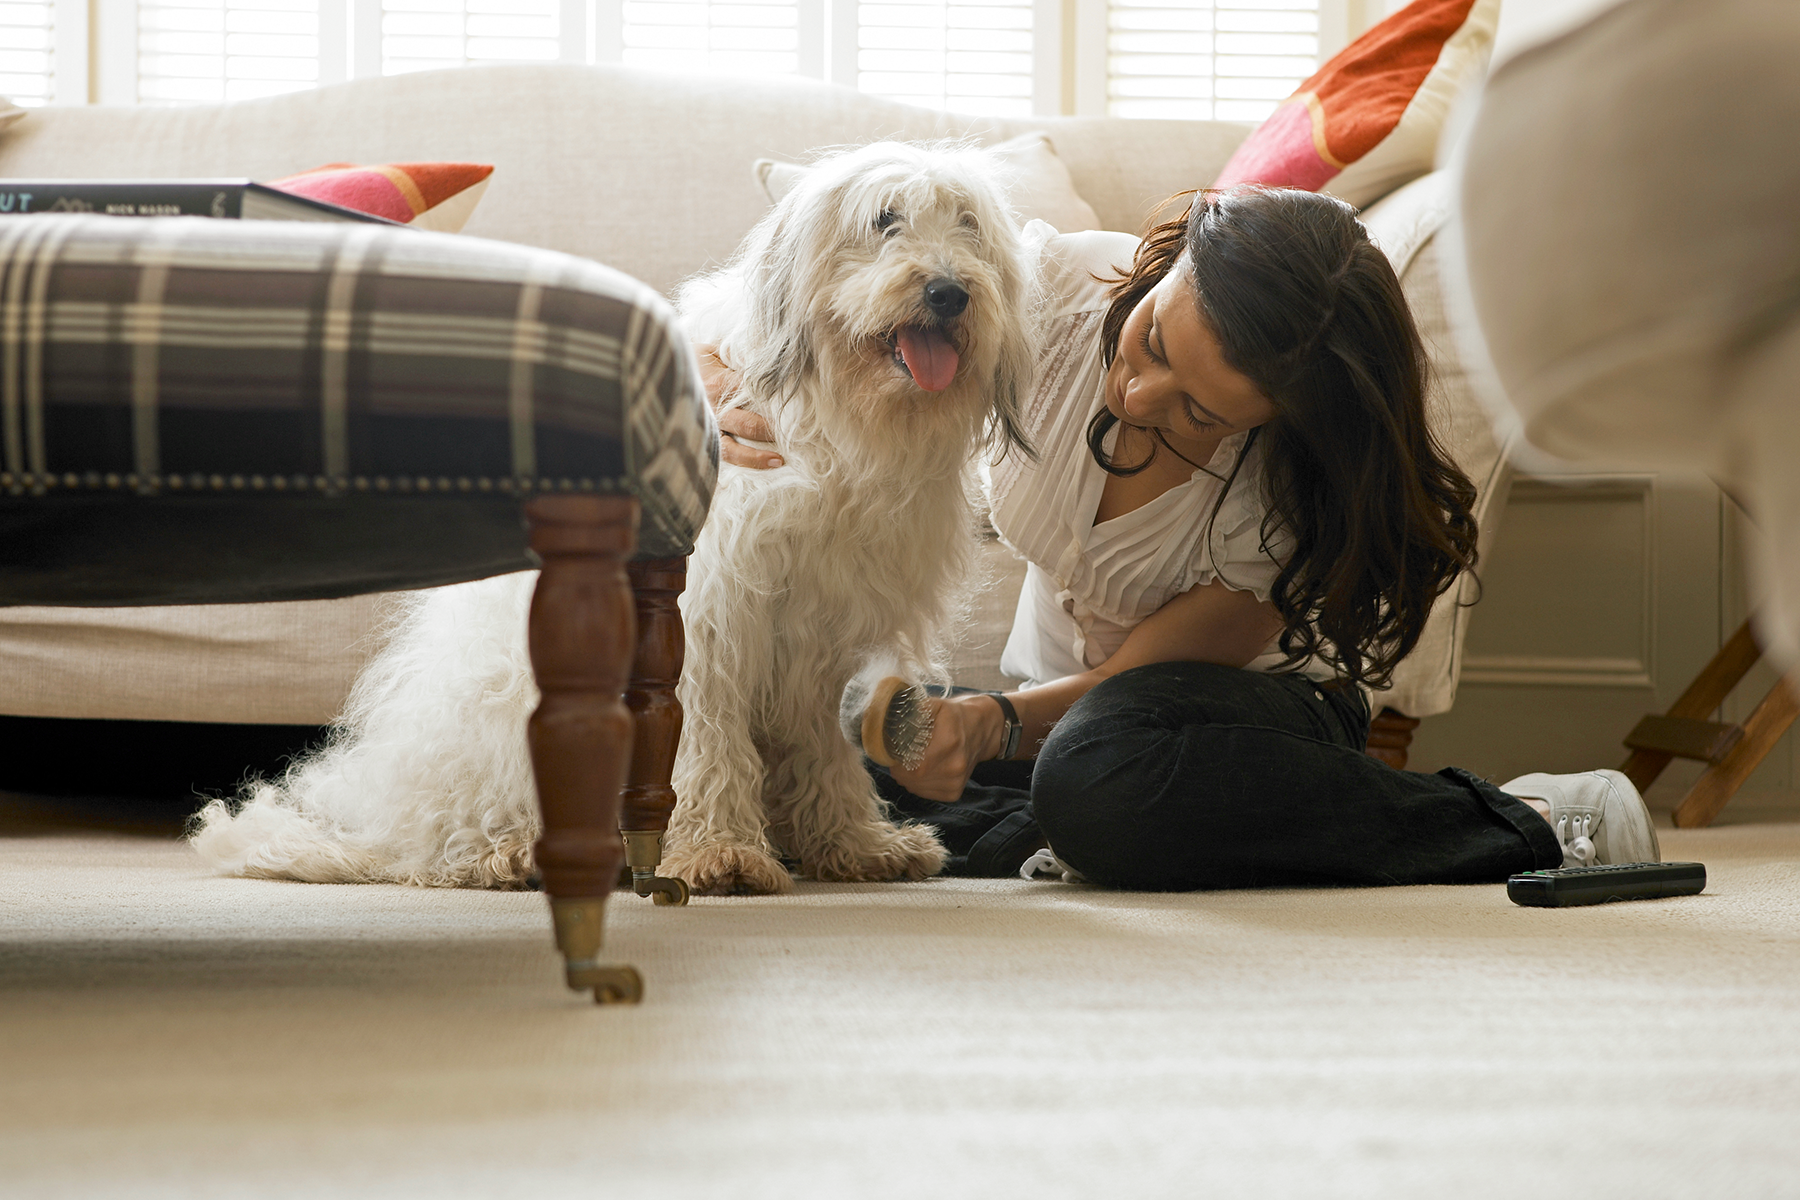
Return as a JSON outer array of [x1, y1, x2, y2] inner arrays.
[[649, 876, 690, 906], [629, 869, 689, 905], [567, 963, 644, 1005]]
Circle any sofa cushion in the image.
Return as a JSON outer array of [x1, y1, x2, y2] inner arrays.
[[0, 67, 1252, 296], [1211, 0, 1499, 209], [1360, 170, 1511, 717]]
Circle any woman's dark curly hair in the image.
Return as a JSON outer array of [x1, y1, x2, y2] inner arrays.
[[1090, 185, 1480, 691]]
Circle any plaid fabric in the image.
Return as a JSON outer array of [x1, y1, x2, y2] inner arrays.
[[0, 215, 717, 562]]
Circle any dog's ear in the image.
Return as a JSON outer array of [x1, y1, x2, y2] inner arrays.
[[683, 193, 817, 406], [987, 347, 1037, 464], [737, 204, 818, 403], [974, 174, 1042, 464], [673, 268, 745, 346]]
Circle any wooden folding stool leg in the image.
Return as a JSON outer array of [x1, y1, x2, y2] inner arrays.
[[1619, 619, 1800, 828], [525, 494, 644, 1004], [1670, 668, 1800, 828], [620, 556, 691, 906]]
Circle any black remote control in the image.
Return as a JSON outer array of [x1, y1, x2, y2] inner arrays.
[[1507, 861, 1706, 907]]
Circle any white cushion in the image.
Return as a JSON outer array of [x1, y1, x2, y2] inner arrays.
[[754, 131, 1103, 233]]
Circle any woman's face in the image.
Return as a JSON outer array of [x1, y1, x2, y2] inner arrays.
[[1104, 263, 1275, 456]]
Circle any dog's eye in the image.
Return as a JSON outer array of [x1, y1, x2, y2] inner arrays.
[[959, 212, 980, 232], [875, 210, 900, 236]]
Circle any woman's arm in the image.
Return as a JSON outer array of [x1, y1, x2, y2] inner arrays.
[[696, 343, 783, 469], [889, 577, 1287, 801]]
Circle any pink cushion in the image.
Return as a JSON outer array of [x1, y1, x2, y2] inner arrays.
[[1211, 0, 1498, 209], [267, 162, 494, 232]]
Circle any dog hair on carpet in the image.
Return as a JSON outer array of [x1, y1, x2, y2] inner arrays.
[[190, 140, 1039, 896]]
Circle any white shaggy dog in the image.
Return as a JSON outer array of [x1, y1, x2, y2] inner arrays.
[[189, 141, 1038, 897]]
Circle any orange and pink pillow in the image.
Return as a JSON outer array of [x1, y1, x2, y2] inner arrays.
[[268, 162, 494, 232], [1210, 0, 1498, 209]]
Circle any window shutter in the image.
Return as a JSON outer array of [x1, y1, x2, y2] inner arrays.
[[0, 0, 56, 105], [620, 0, 800, 75], [856, 0, 1034, 117], [136, 0, 320, 105], [86, 0, 1330, 121], [1107, 0, 1318, 122], [381, 0, 561, 75]]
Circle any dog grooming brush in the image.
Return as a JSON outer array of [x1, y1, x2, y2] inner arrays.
[[839, 671, 935, 771]]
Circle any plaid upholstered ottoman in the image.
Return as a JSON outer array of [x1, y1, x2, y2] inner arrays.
[[0, 215, 719, 1003]]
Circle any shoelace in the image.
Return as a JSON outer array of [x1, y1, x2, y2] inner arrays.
[[1557, 813, 1598, 867]]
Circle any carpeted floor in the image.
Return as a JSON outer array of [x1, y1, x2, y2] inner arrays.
[[3, 794, 1797, 1199]]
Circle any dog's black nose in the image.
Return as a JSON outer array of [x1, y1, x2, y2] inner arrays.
[[924, 278, 969, 320]]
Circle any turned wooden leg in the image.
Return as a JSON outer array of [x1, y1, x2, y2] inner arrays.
[[1365, 707, 1421, 771], [620, 555, 690, 906], [526, 494, 644, 1005]]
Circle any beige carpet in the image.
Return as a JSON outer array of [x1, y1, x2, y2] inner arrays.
[[3, 795, 1798, 1199]]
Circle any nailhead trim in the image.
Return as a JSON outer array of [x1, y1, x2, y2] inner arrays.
[[1, 471, 615, 496]]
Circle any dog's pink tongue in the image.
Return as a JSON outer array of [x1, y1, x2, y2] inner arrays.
[[896, 326, 959, 392]]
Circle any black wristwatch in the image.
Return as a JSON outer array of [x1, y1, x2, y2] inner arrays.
[[986, 691, 1024, 760]]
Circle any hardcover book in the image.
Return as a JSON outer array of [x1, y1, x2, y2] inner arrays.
[[0, 180, 400, 224]]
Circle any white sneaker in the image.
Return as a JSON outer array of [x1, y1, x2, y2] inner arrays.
[[1019, 847, 1087, 883], [1499, 769, 1661, 867]]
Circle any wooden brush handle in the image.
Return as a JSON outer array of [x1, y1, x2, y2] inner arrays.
[[861, 676, 911, 768]]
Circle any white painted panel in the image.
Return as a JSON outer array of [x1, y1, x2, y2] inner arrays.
[[1461, 476, 1656, 687], [1412, 471, 1742, 815]]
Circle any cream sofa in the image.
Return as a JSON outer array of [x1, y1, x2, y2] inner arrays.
[[0, 63, 1498, 731]]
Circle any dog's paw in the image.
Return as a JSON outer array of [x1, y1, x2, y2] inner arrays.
[[663, 841, 795, 896], [804, 822, 946, 883]]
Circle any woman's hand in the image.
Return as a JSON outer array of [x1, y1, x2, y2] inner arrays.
[[888, 693, 1007, 802], [891, 582, 1284, 802], [696, 343, 783, 470]]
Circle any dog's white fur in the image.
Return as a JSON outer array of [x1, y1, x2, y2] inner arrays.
[[189, 141, 1037, 896]]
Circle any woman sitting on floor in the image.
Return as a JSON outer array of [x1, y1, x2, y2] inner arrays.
[[706, 184, 1658, 888]]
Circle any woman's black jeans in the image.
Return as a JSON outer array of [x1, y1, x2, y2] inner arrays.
[[875, 661, 1563, 890]]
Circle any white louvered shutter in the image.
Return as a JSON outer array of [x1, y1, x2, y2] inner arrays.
[[90, 0, 1335, 120], [137, 0, 320, 105], [0, 0, 55, 105], [1108, 0, 1318, 122], [381, 0, 560, 75], [857, 0, 1033, 118], [621, 0, 799, 76]]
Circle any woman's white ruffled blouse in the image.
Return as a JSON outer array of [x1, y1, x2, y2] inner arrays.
[[985, 222, 1333, 688]]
